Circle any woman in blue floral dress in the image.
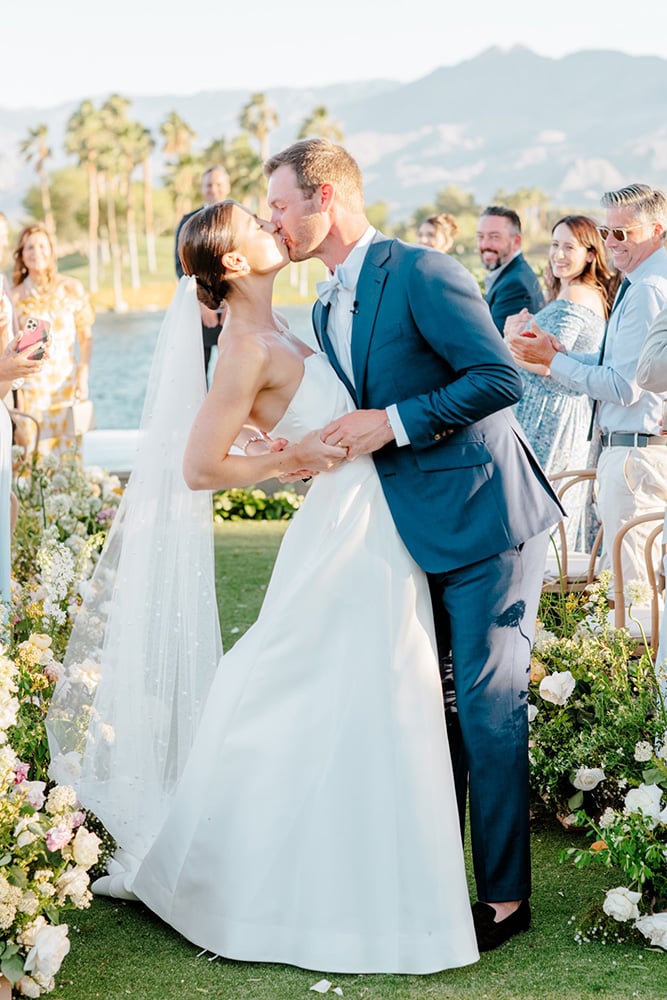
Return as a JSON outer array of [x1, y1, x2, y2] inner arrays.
[[505, 215, 618, 551]]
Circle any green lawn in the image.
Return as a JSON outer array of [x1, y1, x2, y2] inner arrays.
[[50, 522, 665, 1000]]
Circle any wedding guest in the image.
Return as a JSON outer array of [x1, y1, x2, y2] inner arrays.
[[477, 206, 544, 335], [174, 165, 231, 379], [0, 222, 46, 599], [417, 213, 459, 253], [505, 215, 618, 550], [636, 303, 667, 694], [11, 223, 94, 459], [509, 184, 667, 596]]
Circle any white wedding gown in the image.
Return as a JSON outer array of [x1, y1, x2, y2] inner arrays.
[[127, 352, 478, 973]]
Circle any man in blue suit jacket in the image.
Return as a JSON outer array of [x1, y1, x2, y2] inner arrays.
[[477, 206, 545, 336], [265, 140, 563, 951]]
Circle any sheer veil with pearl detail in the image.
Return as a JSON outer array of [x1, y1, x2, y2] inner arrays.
[[46, 276, 222, 864]]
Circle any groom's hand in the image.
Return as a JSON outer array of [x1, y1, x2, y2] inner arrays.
[[321, 410, 394, 460]]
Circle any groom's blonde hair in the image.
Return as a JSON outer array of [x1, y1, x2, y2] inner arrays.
[[265, 139, 365, 213]]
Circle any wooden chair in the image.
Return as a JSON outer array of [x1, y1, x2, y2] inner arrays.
[[611, 510, 666, 651], [543, 469, 601, 593], [8, 408, 41, 461]]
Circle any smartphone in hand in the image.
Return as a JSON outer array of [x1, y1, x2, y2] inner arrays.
[[18, 317, 50, 360]]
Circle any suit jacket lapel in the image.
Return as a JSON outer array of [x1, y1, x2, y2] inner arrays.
[[350, 235, 390, 402], [313, 299, 357, 401]]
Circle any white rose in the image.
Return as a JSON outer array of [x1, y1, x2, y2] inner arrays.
[[658, 806, 667, 826], [602, 886, 642, 922], [17, 975, 42, 998], [17, 915, 48, 948], [635, 911, 667, 950], [527, 704, 538, 723], [56, 867, 90, 905], [572, 767, 606, 791], [539, 670, 576, 706], [24, 922, 70, 980], [22, 780, 47, 810], [624, 783, 664, 825], [47, 751, 81, 786], [72, 827, 102, 868]]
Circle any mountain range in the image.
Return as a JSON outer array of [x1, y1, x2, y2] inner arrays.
[[1, 46, 666, 223]]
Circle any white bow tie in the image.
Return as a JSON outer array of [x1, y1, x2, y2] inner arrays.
[[316, 264, 353, 306]]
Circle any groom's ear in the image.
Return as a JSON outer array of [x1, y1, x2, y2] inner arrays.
[[319, 183, 334, 211]]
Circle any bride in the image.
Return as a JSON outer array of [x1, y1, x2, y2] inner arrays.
[[46, 201, 478, 974]]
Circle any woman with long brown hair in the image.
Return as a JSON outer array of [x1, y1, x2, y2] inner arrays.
[[505, 214, 618, 550]]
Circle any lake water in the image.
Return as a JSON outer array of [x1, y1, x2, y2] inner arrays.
[[88, 305, 315, 429]]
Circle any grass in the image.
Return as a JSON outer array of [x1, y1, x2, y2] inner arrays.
[[50, 521, 665, 1000]]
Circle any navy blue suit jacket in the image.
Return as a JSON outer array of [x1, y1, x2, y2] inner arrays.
[[313, 236, 562, 574], [484, 253, 545, 336]]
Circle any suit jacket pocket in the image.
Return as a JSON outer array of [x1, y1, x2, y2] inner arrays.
[[414, 440, 492, 471]]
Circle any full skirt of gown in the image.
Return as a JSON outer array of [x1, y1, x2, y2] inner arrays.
[[114, 353, 478, 972]]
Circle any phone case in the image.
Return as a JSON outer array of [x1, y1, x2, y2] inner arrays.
[[18, 317, 50, 358]]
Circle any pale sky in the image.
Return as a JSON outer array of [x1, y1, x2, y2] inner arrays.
[[1, 0, 665, 109]]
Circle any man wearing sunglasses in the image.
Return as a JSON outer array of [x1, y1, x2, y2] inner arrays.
[[509, 183, 667, 599]]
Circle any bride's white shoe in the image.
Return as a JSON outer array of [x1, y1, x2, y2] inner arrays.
[[92, 849, 140, 900]]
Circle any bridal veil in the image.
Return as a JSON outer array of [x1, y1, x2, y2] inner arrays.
[[46, 277, 222, 858]]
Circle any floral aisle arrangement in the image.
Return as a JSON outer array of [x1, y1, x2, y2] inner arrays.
[[0, 648, 102, 998], [4, 452, 122, 784], [530, 574, 667, 949]]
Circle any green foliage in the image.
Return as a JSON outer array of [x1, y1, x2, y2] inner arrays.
[[212, 487, 303, 522]]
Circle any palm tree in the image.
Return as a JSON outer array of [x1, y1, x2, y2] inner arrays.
[[20, 124, 56, 235], [65, 101, 104, 292], [239, 93, 279, 214], [98, 95, 132, 311], [239, 92, 279, 164], [296, 106, 344, 142], [160, 112, 198, 222], [137, 128, 157, 273]]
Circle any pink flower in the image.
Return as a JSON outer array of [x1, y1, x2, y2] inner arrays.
[[43, 661, 61, 683], [71, 811, 86, 829], [45, 825, 73, 852], [13, 761, 30, 784]]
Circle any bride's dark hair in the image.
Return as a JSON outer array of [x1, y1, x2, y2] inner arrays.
[[178, 200, 237, 309]]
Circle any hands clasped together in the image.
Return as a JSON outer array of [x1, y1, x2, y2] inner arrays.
[[277, 409, 395, 483], [505, 308, 566, 377]]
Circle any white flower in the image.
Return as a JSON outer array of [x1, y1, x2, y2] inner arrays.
[[48, 751, 81, 786], [602, 886, 642, 922], [17, 915, 48, 948], [624, 579, 652, 606], [624, 783, 664, 825], [598, 807, 617, 829], [572, 767, 606, 791], [17, 975, 42, 998], [24, 922, 70, 980], [72, 827, 101, 868], [528, 704, 538, 723], [635, 911, 667, 950], [14, 815, 40, 848], [68, 657, 101, 694], [46, 784, 77, 815], [658, 806, 667, 826], [633, 740, 654, 762], [56, 867, 91, 906], [22, 780, 47, 810], [539, 670, 576, 706]]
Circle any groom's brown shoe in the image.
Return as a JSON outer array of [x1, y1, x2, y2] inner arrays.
[[472, 899, 531, 951]]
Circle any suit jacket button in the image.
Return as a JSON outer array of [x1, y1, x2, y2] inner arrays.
[[434, 433, 441, 441]]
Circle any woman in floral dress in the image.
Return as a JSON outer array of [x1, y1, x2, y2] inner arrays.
[[505, 215, 618, 551], [11, 224, 94, 459]]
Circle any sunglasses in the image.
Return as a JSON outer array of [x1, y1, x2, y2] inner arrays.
[[596, 224, 646, 242]]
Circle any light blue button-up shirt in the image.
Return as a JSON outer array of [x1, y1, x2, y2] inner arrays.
[[549, 246, 667, 434]]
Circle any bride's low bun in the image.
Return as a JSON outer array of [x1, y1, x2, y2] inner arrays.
[[178, 201, 237, 308]]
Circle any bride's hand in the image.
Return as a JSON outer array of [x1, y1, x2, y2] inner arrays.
[[287, 429, 347, 475]]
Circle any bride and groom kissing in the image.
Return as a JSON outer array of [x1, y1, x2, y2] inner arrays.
[[47, 138, 563, 973]]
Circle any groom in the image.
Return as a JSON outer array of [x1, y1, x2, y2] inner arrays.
[[265, 140, 563, 951]]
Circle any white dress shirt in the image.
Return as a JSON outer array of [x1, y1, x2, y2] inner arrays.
[[549, 247, 667, 434]]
